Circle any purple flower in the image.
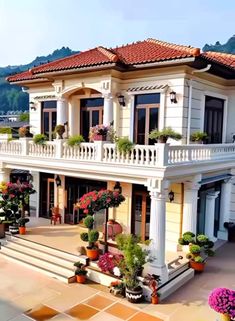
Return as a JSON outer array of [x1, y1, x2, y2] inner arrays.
[[208, 288, 235, 318]]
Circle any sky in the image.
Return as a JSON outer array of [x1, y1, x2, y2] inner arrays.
[[0, 0, 234, 66]]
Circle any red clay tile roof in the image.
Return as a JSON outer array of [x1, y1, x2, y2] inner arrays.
[[7, 38, 234, 83], [202, 51, 235, 69]]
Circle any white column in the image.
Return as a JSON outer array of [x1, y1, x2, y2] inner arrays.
[[103, 93, 113, 125], [218, 180, 232, 240], [183, 181, 201, 234], [57, 97, 68, 125], [205, 191, 220, 241], [146, 186, 168, 282]]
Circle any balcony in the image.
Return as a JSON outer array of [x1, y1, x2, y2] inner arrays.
[[0, 139, 235, 179]]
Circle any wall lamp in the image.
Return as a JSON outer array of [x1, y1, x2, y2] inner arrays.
[[168, 190, 175, 202], [30, 101, 36, 111], [55, 175, 62, 187], [170, 91, 177, 104], [117, 94, 126, 107], [114, 181, 122, 194]]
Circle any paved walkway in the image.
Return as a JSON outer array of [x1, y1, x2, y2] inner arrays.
[[0, 243, 234, 321]]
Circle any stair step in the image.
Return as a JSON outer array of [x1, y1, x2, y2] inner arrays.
[[8, 235, 79, 262], [86, 266, 117, 286], [3, 242, 75, 271], [1, 245, 74, 278], [0, 251, 71, 283]]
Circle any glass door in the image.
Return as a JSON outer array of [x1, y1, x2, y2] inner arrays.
[[39, 173, 55, 218], [132, 189, 150, 241], [41, 101, 57, 140]]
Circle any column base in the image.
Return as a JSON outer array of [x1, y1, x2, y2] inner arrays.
[[217, 230, 228, 241], [143, 262, 168, 283]]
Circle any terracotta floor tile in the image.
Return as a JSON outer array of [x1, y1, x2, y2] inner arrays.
[[105, 302, 137, 320], [66, 303, 99, 320], [25, 304, 59, 321], [128, 312, 163, 321], [85, 294, 114, 310]]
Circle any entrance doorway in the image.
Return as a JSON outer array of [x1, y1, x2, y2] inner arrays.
[[131, 185, 150, 241], [41, 101, 57, 141], [39, 173, 55, 218], [197, 181, 221, 237]]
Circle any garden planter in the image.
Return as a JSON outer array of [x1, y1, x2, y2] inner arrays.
[[126, 286, 143, 303], [9, 225, 19, 235], [151, 295, 159, 304], [220, 313, 231, 321], [157, 137, 167, 144], [76, 275, 86, 284], [86, 248, 99, 261], [189, 260, 205, 272], [19, 227, 26, 235], [0, 224, 5, 238], [93, 134, 106, 141]]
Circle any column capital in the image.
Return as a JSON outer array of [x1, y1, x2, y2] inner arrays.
[[184, 181, 201, 191], [56, 96, 67, 103], [102, 92, 113, 100], [206, 191, 220, 200]]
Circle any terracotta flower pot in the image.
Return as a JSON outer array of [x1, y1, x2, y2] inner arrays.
[[151, 295, 159, 304], [220, 313, 231, 321], [76, 275, 86, 284], [19, 227, 26, 235], [189, 260, 205, 272], [86, 248, 99, 261]]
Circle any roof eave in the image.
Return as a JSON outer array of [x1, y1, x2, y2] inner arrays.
[[8, 78, 50, 85], [131, 57, 196, 68]]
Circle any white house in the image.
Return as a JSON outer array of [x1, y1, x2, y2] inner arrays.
[[1, 38, 235, 282]]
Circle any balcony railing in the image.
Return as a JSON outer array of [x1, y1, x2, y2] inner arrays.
[[0, 138, 235, 167]]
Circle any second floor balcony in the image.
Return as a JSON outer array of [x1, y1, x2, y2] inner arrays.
[[1, 138, 235, 180]]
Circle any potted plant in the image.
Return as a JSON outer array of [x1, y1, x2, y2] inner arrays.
[[116, 137, 134, 154], [33, 134, 47, 145], [80, 215, 100, 261], [144, 274, 161, 304], [109, 280, 125, 297], [149, 127, 182, 143], [0, 127, 12, 140], [19, 125, 33, 138], [18, 217, 29, 235], [89, 125, 111, 141], [208, 288, 235, 321], [178, 232, 215, 272], [116, 234, 149, 303], [67, 135, 85, 147], [190, 131, 207, 144], [55, 124, 65, 139], [74, 261, 88, 283]]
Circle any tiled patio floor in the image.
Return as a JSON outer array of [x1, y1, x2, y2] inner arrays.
[[0, 242, 234, 320]]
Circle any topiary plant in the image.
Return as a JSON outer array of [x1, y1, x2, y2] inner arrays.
[[80, 215, 99, 249], [116, 137, 134, 154], [67, 135, 84, 147], [189, 244, 201, 254], [196, 234, 209, 245], [194, 256, 204, 263]]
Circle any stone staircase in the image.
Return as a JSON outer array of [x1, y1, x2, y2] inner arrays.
[[0, 235, 84, 283]]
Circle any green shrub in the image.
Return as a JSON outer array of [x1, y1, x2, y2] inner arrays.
[[196, 234, 209, 244], [204, 248, 215, 257], [116, 137, 134, 154], [204, 240, 214, 249], [33, 134, 47, 145], [189, 244, 201, 254], [178, 237, 187, 245], [183, 231, 195, 237], [83, 215, 94, 229], [88, 230, 99, 244], [149, 127, 182, 143], [190, 131, 207, 142], [0, 127, 12, 134], [194, 256, 204, 263], [80, 232, 89, 242], [183, 234, 194, 244], [67, 135, 85, 147]]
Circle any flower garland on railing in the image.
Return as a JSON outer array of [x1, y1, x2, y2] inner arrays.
[[208, 287, 235, 319], [79, 189, 125, 215]]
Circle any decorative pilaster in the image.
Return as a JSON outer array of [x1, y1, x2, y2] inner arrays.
[[0, 164, 10, 182], [182, 179, 201, 234], [205, 191, 220, 241], [57, 97, 68, 125], [103, 93, 113, 125]]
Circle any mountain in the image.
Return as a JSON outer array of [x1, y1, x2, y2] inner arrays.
[[0, 47, 79, 114], [203, 35, 235, 54]]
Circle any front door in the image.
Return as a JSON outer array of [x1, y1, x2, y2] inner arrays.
[[80, 98, 104, 141], [204, 96, 224, 144], [132, 186, 150, 241], [39, 173, 55, 218]]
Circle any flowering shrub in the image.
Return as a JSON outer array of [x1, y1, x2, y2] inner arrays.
[[79, 190, 125, 215], [97, 253, 123, 274], [208, 287, 235, 318]]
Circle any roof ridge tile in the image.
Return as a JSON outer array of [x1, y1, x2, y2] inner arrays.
[[97, 46, 118, 62]]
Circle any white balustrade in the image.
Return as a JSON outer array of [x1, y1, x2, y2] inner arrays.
[[28, 141, 56, 158], [63, 142, 96, 161], [0, 140, 22, 155]]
